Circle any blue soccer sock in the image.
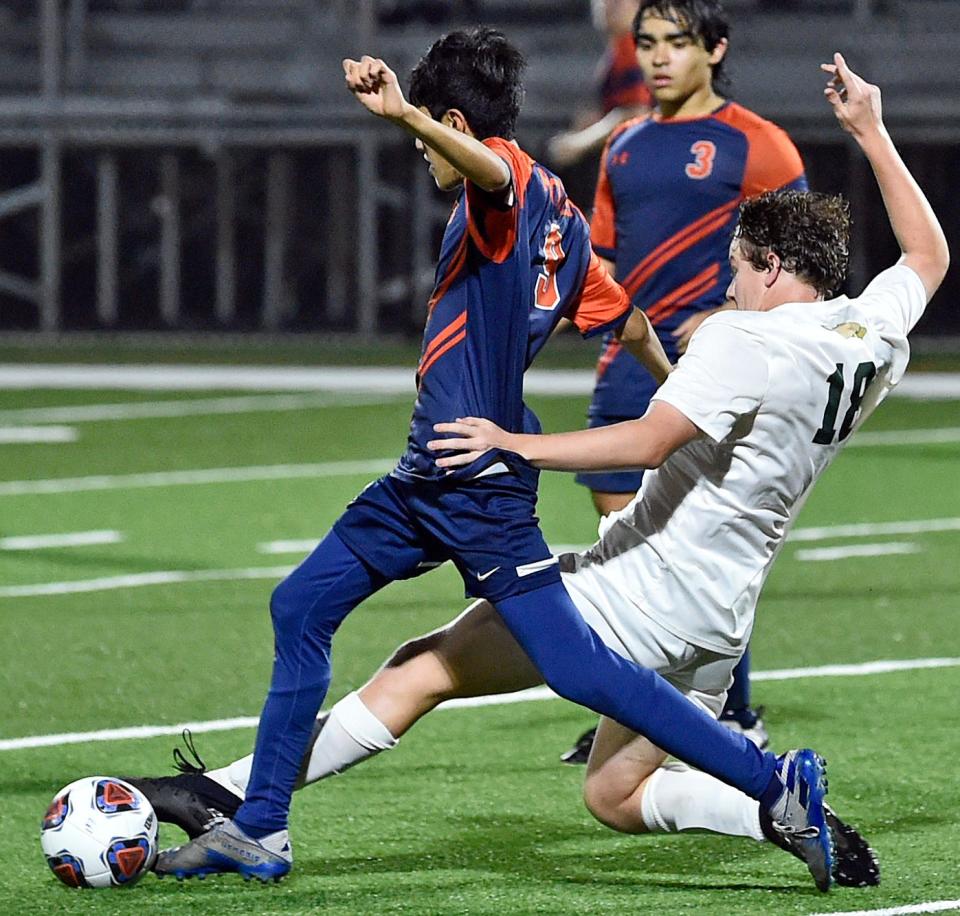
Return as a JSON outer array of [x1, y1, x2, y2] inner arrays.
[[234, 530, 388, 837], [495, 582, 781, 802], [723, 648, 752, 716]]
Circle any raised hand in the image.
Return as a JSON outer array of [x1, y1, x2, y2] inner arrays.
[[427, 417, 512, 469], [821, 52, 883, 138], [342, 56, 409, 122]]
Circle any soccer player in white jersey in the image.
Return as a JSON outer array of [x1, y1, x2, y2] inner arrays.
[[136, 54, 944, 891]]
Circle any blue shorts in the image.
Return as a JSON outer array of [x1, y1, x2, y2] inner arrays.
[[333, 469, 561, 602], [577, 340, 662, 494], [589, 335, 665, 421]]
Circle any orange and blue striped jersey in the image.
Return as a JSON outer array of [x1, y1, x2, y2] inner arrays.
[[589, 101, 806, 418], [597, 32, 652, 115], [395, 137, 632, 483]]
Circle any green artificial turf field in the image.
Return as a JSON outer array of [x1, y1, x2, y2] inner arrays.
[[1, 379, 958, 915]]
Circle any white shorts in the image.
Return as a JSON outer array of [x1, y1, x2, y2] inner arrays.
[[560, 561, 738, 719]]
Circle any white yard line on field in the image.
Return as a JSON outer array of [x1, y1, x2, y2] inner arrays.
[[0, 459, 397, 497], [895, 375, 960, 399], [750, 657, 960, 681], [1, 364, 959, 398], [0, 392, 401, 425], [258, 539, 322, 555], [0, 530, 122, 551], [0, 364, 417, 392], [789, 517, 960, 541], [2, 656, 958, 752], [850, 427, 960, 447], [795, 542, 922, 562], [808, 900, 960, 916], [0, 566, 292, 598], [0, 425, 77, 443], [0, 718, 263, 751]]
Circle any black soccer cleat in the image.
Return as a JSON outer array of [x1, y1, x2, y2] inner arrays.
[[761, 801, 880, 888], [122, 730, 242, 840], [824, 804, 881, 887], [560, 726, 597, 765]]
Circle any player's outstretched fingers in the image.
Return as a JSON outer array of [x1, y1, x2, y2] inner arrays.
[[358, 56, 385, 90], [359, 56, 373, 88], [343, 58, 369, 94], [823, 52, 883, 135]]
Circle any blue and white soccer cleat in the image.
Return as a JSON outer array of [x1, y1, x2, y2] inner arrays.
[[154, 819, 292, 883], [765, 748, 835, 892]]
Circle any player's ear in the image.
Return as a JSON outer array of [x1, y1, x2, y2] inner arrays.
[[441, 109, 474, 137], [708, 37, 728, 67], [764, 251, 782, 288]]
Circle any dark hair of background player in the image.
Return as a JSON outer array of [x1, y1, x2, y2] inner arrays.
[[408, 27, 526, 140], [736, 190, 852, 298], [634, 0, 732, 93]]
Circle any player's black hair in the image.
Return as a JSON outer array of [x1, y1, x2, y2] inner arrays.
[[736, 190, 851, 298], [634, 0, 731, 92], [408, 27, 525, 140]]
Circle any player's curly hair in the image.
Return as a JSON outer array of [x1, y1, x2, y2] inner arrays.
[[408, 27, 525, 140], [634, 0, 731, 92], [736, 190, 851, 298]]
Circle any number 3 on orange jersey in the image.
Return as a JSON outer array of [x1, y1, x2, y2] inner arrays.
[[685, 140, 716, 180], [535, 222, 565, 310]]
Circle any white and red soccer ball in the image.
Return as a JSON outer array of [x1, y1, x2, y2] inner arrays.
[[40, 777, 158, 888]]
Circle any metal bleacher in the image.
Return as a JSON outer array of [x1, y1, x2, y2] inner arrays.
[[0, 0, 958, 336]]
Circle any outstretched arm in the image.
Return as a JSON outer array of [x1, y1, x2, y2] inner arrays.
[[428, 401, 698, 472], [343, 56, 509, 192], [547, 105, 649, 168], [823, 53, 949, 299], [615, 307, 673, 386]]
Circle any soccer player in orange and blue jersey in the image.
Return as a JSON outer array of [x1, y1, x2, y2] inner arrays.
[[153, 27, 827, 885], [562, 0, 808, 762], [585, 0, 807, 514]]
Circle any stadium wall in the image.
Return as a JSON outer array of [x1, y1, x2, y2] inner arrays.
[[0, 1, 957, 340]]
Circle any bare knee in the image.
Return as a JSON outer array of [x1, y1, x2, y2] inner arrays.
[[582, 772, 653, 834]]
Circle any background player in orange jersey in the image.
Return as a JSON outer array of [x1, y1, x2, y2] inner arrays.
[[547, 0, 653, 169], [562, 0, 808, 764]]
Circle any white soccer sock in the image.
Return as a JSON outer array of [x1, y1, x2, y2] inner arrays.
[[206, 755, 253, 799], [205, 691, 399, 798], [301, 690, 398, 786], [640, 763, 765, 840], [228, 821, 292, 862]]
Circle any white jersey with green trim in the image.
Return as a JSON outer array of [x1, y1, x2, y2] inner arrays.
[[565, 264, 927, 656]]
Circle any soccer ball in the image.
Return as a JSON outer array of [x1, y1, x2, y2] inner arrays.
[[40, 777, 158, 888]]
